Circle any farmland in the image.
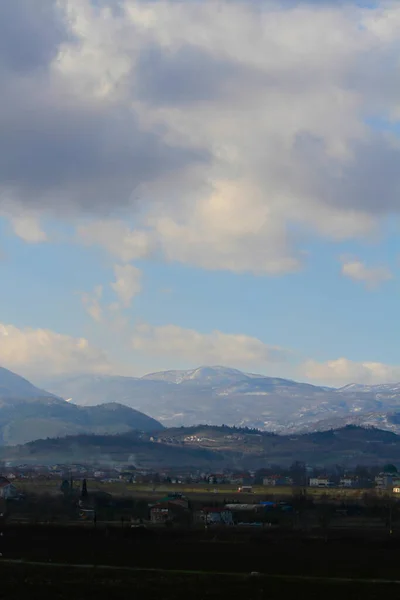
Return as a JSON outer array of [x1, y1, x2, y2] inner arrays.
[[2, 525, 400, 599], [1, 562, 397, 600], [15, 478, 384, 502]]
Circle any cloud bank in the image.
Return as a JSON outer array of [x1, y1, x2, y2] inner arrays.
[[0, 322, 112, 378], [1, 0, 400, 275]]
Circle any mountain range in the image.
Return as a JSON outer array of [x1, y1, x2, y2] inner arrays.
[[40, 366, 400, 434], [5, 363, 400, 445]]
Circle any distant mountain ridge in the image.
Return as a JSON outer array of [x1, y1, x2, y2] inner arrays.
[[8, 363, 400, 439], [41, 365, 400, 433]]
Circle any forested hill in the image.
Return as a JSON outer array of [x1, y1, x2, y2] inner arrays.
[[2, 425, 400, 469]]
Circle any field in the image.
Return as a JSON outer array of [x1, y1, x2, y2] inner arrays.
[[1, 562, 399, 600], [1, 562, 398, 600], [2, 525, 400, 599], [16, 478, 379, 502]]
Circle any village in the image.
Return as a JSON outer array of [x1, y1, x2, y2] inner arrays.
[[2, 461, 400, 492], [1, 460, 400, 533]]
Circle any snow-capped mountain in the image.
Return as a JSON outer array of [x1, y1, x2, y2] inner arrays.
[[294, 410, 400, 436], [142, 366, 249, 386], [339, 382, 400, 396], [40, 365, 400, 433]]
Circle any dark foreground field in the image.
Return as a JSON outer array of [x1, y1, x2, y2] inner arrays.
[[0, 562, 398, 600], [3, 525, 400, 581]]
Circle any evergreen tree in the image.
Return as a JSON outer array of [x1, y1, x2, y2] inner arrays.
[[383, 464, 398, 474], [81, 478, 88, 499], [60, 480, 70, 497]]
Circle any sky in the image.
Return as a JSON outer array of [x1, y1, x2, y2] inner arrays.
[[1, 0, 400, 387]]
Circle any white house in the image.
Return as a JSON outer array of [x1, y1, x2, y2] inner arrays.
[[0, 477, 17, 499], [309, 477, 333, 488], [339, 477, 358, 488]]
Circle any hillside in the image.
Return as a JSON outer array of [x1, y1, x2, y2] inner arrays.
[[4, 425, 400, 469], [0, 400, 162, 445], [0, 366, 162, 445], [0, 366, 60, 400], [40, 366, 400, 432]]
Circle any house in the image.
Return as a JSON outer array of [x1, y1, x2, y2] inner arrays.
[[149, 501, 189, 524], [339, 477, 358, 488], [309, 477, 333, 488], [375, 473, 394, 489], [197, 507, 233, 525], [0, 476, 18, 499], [149, 494, 190, 524], [224, 503, 268, 524]]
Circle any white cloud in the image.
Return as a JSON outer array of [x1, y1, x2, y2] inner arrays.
[[77, 220, 155, 262], [302, 357, 400, 386], [340, 257, 393, 288], [0, 322, 112, 377], [9, 215, 47, 243], [111, 264, 142, 308], [131, 322, 289, 367], [3, 1, 400, 274], [81, 285, 103, 322]]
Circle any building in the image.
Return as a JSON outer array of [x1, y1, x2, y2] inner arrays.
[[0, 477, 18, 499], [149, 494, 190, 524], [197, 507, 233, 525], [149, 501, 189, 524], [309, 477, 333, 488], [375, 473, 394, 489], [339, 477, 358, 488]]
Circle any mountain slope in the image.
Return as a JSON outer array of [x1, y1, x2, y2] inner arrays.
[[0, 366, 59, 400], [0, 400, 162, 445], [0, 366, 163, 445], [41, 365, 397, 432]]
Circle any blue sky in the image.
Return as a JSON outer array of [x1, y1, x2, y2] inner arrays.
[[1, 0, 400, 386]]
